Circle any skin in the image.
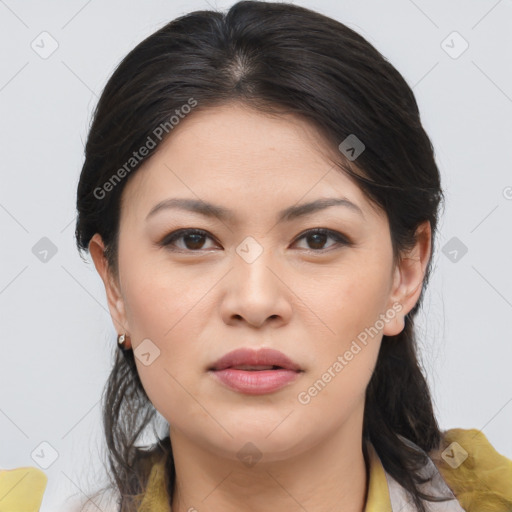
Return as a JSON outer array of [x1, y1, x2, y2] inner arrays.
[[90, 102, 431, 512]]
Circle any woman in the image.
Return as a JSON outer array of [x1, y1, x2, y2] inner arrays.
[[69, 1, 512, 511]]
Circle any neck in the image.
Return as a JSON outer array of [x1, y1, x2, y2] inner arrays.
[[169, 409, 369, 512]]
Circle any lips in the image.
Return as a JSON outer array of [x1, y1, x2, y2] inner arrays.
[[208, 347, 303, 395], [209, 347, 302, 372]]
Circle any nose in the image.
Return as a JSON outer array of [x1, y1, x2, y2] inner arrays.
[[220, 245, 292, 329]]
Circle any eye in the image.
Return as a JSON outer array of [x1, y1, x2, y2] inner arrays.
[[159, 227, 352, 253], [292, 228, 351, 252], [159, 229, 219, 251]]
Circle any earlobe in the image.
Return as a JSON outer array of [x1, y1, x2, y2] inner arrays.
[[88, 233, 130, 343], [383, 221, 431, 337]]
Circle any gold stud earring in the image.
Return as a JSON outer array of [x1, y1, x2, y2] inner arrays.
[[117, 333, 130, 350]]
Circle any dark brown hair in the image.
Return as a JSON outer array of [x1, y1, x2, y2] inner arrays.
[[75, 2, 452, 510]]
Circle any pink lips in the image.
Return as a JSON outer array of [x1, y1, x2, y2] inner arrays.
[[208, 347, 303, 395]]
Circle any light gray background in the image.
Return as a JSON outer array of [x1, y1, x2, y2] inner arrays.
[[1, 0, 511, 510]]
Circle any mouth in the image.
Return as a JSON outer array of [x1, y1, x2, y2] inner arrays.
[[208, 347, 302, 372], [208, 348, 303, 395], [218, 365, 290, 370], [209, 367, 303, 395]]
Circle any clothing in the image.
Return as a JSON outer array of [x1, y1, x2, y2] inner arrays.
[[136, 428, 512, 512], [0, 466, 47, 511], [2, 428, 510, 511]]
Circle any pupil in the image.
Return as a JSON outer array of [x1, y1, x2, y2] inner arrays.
[[185, 234, 204, 250], [308, 233, 326, 249]]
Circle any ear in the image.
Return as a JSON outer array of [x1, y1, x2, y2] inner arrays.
[[383, 220, 432, 337], [88, 233, 132, 349]]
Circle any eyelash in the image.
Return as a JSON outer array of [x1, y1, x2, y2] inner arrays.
[[159, 228, 352, 253]]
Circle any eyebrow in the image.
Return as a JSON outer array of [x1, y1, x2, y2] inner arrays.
[[146, 197, 364, 223]]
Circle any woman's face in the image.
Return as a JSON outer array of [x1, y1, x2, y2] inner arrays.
[[91, 102, 429, 463]]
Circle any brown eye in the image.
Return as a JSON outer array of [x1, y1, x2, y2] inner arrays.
[[159, 227, 351, 254], [293, 228, 351, 252], [160, 229, 218, 251]]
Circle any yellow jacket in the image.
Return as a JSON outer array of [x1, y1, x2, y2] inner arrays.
[[0, 466, 47, 512], [2, 428, 511, 511], [135, 428, 512, 512]]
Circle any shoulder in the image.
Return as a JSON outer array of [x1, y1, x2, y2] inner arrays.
[[0, 466, 47, 511], [429, 427, 512, 512], [68, 446, 168, 512]]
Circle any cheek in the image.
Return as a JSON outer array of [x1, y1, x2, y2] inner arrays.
[[119, 265, 214, 419], [125, 279, 209, 375], [293, 348, 378, 442], [298, 259, 389, 413], [124, 278, 203, 425], [295, 310, 382, 427], [310, 259, 392, 343], [121, 256, 205, 340]]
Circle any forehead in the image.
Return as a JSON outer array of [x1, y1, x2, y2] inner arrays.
[[120, 103, 377, 222]]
